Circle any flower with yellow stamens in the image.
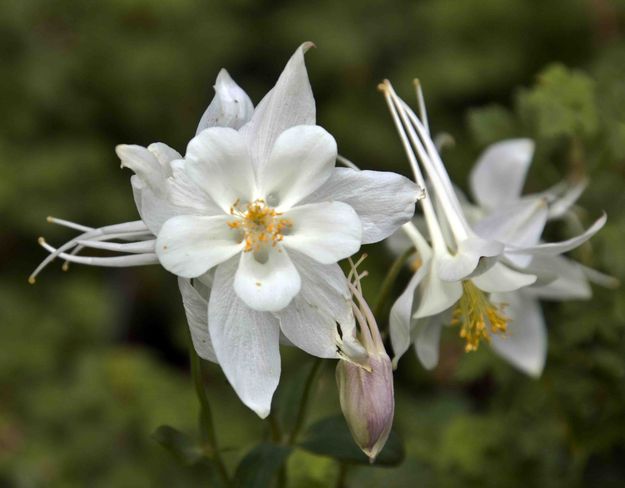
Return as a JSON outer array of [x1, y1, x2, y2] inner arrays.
[[452, 281, 508, 352]]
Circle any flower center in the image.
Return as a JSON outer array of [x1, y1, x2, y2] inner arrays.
[[451, 281, 508, 352], [227, 198, 292, 253]]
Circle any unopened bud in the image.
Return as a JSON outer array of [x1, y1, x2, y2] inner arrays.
[[336, 353, 395, 462], [335, 256, 395, 462]]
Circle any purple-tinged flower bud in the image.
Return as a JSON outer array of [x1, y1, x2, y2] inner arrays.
[[336, 256, 395, 462], [336, 353, 394, 462]]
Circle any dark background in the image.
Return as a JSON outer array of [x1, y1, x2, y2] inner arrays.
[[2, 0, 625, 486]]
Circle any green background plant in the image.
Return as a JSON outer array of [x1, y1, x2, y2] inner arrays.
[[2, 0, 625, 486]]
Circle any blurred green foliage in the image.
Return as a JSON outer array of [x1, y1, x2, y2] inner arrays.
[[2, 0, 625, 486]]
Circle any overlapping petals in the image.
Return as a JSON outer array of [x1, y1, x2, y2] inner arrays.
[[259, 125, 336, 209], [185, 127, 257, 213], [151, 44, 417, 417], [157, 215, 244, 278]]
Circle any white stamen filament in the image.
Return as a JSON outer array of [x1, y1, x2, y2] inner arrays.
[[76, 239, 156, 254], [398, 97, 468, 224], [39, 240, 159, 267], [380, 81, 448, 254], [413, 79, 430, 137], [383, 81, 469, 242], [29, 219, 154, 283], [46, 216, 93, 232], [336, 154, 360, 171]]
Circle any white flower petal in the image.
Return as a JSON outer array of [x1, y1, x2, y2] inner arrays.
[[546, 179, 588, 219], [196, 69, 254, 133], [490, 292, 547, 378], [130, 175, 144, 215], [156, 215, 243, 278], [290, 250, 352, 323], [524, 255, 591, 300], [240, 42, 316, 168], [474, 197, 549, 268], [437, 237, 503, 282], [469, 139, 535, 209], [178, 277, 217, 363], [259, 125, 336, 209], [303, 168, 418, 244], [148, 142, 182, 169], [414, 258, 463, 319], [385, 226, 414, 257], [390, 261, 430, 366], [167, 160, 224, 216], [275, 296, 339, 359], [507, 213, 606, 257], [234, 247, 301, 312], [474, 198, 549, 248], [579, 264, 620, 289], [137, 184, 187, 234], [282, 202, 362, 264], [414, 314, 445, 370], [276, 251, 353, 360], [209, 259, 281, 418], [185, 127, 256, 212], [116, 144, 167, 193], [472, 262, 537, 293]]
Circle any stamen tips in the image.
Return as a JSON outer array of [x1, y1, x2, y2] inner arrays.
[[37, 237, 46, 246], [28, 276, 36, 285], [377, 80, 392, 93]]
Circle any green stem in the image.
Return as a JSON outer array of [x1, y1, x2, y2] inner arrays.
[[188, 334, 230, 486], [276, 467, 287, 488], [267, 405, 286, 487], [371, 246, 415, 323], [335, 462, 349, 488], [273, 359, 324, 488], [268, 413, 283, 443], [288, 358, 324, 445]]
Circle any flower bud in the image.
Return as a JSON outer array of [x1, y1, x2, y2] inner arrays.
[[336, 353, 394, 462], [336, 256, 395, 462]]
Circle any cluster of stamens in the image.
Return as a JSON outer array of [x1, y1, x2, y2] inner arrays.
[[228, 198, 292, 253], [451, 281, 508, 352]]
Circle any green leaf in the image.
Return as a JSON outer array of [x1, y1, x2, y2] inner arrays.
[[298, 415, 405, 466], [234, 443, 293, 488], [517, 64, 598, 139], [153, 426, 227, 487], [467, 104, 519, 146], [272, 360, 317, 434], [152, 425, 203, 465]]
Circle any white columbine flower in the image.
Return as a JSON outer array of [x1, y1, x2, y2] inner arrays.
[[153, 43, 417, 417], [381, 79, 608, 374], [33, 44, 418, 418]]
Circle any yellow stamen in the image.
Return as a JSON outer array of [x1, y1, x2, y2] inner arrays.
[[451, 281, 508, 352], [228, 199, 292, 252], [409, 256, 422, 272]]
